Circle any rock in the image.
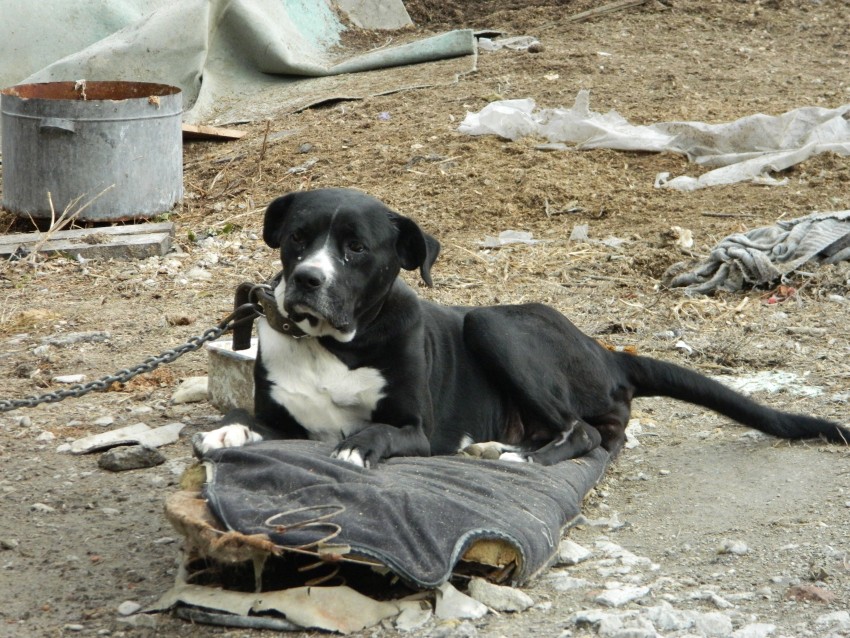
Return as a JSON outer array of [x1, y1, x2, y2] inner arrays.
[[53, 374, 87, 384], [117, 601, 142, 616], [718, 539, 749, 555], [467, 578, 533, 612], [36, 431, 55, 441], [557, 539, 592, 565], [44, 331, 110, 346], [816, 610, 850, 629], [546, 572, 591, 591], [693, 611, 733, 637], [93, 416, 115, 427], [0, 538, 19, 550], [185, 266, 213, 281], [395, 601, 432, 632], [598, 613, 657, 638], [101, 508, 120, 516], [595, 585, 650, 608], [646, 603, 695, 632], [731, 623, 776, 638], [63, 624, 84, 632], [98, 445, 166, 472], [435, 582, 488, 620], [116, 613, 157, 629], [172, 376, 209, 404], [56, 443, 72, 453], [18, 415, 32, 428], [31, 503, 56, 513]]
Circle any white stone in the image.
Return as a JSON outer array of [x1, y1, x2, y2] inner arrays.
[[816, 611, 850, 627], [718, 539, 749, 555], [557, 539, 592, 565], [693, 611, 733, 637], [731, 623, 776, 638], [94, 416, 115, 427], [395, 602, 432, 632], [53, 374, 86, 384], [36, 431, 55, 441], [117, 601, 142, 616], [171, 376, 209, 404], [435, 582, 488, 620], [467, 578, 533, 612], [595, 585, 650, 608], [546, 572, 591, 591]]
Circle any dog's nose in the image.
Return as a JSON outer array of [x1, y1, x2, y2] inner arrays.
[[293, 266, 326, 290]]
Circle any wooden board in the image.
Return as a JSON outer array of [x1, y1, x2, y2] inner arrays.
[[0, 222, 175, 261], [182, 124, 247, 141]]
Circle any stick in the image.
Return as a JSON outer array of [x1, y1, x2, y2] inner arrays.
[[567, 0, 650, 23]]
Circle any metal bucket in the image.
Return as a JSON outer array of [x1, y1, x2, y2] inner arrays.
[[1, 81, 183, 221]]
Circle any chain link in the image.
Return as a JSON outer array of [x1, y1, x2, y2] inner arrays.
[[0, 304, 260, 413]]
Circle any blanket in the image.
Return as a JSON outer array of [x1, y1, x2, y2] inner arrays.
[[201, 440, 609, 588], [667, 210, 850, 295]]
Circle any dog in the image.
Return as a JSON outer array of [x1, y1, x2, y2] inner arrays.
[[198, 188, 849, 466]]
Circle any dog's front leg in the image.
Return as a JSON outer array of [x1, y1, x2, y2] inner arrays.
[[332, 423, 431, 468]]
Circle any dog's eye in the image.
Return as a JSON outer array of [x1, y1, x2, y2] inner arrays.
[[346, 240, 366, 254], [290, 231, 305, 244]]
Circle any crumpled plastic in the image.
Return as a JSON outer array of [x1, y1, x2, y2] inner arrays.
[[458, 91, 850, 191]]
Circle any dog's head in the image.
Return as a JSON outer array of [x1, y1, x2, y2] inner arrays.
[[262, 188, 440, 342]]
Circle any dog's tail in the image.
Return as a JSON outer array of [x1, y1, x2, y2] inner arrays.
[[620, 353, 850, 444]]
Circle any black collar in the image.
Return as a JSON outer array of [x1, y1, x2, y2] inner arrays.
[[254, 286, 309, 339]]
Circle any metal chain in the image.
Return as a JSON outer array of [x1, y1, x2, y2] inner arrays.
[[0, 303, 260, 413]]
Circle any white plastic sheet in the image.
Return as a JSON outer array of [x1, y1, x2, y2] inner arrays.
[[459, 91, 850, 190]]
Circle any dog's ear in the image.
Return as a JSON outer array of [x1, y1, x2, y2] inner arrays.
[[263, 193, 297, 248], [391, 213, 441, 287]]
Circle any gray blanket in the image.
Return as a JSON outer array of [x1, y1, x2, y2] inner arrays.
[[668, 210, 850, 295], [202, 440, 609, 588]]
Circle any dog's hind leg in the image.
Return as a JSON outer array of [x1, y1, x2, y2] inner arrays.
[[463, 304, 619, 464]]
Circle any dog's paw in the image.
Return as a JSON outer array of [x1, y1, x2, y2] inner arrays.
[[331, 446, 368, 468], [459, 441, 529, 462], [193, 424, 263, 457]]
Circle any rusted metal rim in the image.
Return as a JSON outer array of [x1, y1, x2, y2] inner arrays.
[[1, 81, 181, 101]]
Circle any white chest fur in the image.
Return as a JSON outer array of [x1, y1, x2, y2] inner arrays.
[[258, 318, 386, 443]]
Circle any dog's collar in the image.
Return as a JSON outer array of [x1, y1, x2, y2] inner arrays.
[[254, 285, 310, 339]]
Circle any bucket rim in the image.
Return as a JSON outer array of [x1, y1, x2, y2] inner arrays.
[[1, 81, 182, 102]]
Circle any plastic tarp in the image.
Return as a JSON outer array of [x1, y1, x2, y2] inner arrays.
[[0, 0, 476, 132], [458, 90, 850, 191]]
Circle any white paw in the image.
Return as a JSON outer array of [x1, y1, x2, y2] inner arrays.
[[332, 447, 367, 468], [199, 424, 263, 454], [499, 451, 531, 463]]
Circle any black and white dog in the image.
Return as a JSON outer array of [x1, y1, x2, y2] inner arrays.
[[198, 188, 849, 466]]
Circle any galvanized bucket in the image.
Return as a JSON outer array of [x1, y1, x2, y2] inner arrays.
[[1, 81, 183, 221]]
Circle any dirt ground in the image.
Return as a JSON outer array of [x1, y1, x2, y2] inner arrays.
[[1, 1, 849, 636]]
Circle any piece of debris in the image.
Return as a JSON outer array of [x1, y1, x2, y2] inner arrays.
[[718, 539, 749, 555], [172, 376, 209, 404], [477, 36, 541, 52], [71, 423, 151, 454], [42, 331, 111, 347], [569, 224, 589, 242], [71, 422, 185, 454], [595, 585, 651, 608], [0, 222, 174, 261], [467, 578, 534, 612], [181, 123, 247, 141], [556, 539, 592, 566], [434, 582, 488, 620], [287, 158, 318, 174], [395, 601, 433, 632], [98, 444, 166, 472], [480, 230, 540, 248], [786, 584, 837, 604], [53, 374, 86, 384]]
